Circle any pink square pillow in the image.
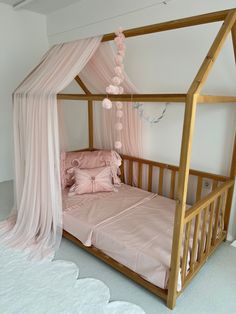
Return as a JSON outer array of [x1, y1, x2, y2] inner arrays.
[[70, 166, 115, 195], [60, 150, 121, 190]]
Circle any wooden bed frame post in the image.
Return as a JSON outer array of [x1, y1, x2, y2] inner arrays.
[[224, 134, 236, 233], [74, 75, 94, 149], [167, 94, 198, 309], [88, 100, 94, 149], [231, 21, 236, 62], [167, 10, 236, 308]]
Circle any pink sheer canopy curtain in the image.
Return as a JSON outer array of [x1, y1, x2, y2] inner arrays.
[[0, 37, 101, 258], [80, 42, 142, 157]]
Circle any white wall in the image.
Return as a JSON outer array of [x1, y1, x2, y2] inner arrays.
[[0, 3, 49, 182], [47, 0, 236, 240]]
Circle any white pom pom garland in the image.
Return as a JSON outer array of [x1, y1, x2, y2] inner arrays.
[[115, 122, 123, 130], [115, 55, 123, 65], [102, 28, 126, 150], [115, 141, 122, 149], [116, 110, 123, 118], [114, 66, 122, 76], [116, 102, 123, 109], [102, 98, 112, 109], [119, 86, 124, 94], [112, 76, 122, 86]]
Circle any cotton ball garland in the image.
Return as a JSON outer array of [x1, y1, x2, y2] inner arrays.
[[112, 76, 122, 86], [116, 110, 123, 118], [115, 27, 123, 36], [114, 66, 123, 76], [115, 55, 123, 65], [106, 85, 120, 95], [118, 49, 125, 57], [116, 101, 123, 109], [117, 43, 126, 51], [102, 98, 112, 109], [115, 141, 122, 149], [119, 73, 125, 82], [113, 86, 120, 94], [115, 122, 123, 130], [105, 86, 112, 94], [115, 34, 125, 42], [103, 28, 126, 150], [114, 36, 123, 45], [119, 86, 124, 94]]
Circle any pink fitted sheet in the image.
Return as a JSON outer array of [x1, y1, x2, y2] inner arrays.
[[92, 194, 179, 290], [62, 184, 179, 290], [63, 184, 155, 245]]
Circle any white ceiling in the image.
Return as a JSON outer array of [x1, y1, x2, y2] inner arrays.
[[0, 0, 83, 14]]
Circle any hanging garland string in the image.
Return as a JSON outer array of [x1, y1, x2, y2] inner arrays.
[[102, 28, 126, 150], [102, 1, 174, 146], [133, 102, 169, 124]]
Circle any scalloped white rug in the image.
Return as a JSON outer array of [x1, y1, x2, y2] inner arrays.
[[0, 245, 145, 314]]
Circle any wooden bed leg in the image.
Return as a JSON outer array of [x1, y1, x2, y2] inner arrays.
[[167, 94, 198, 309], [224, 134, 236, 235]]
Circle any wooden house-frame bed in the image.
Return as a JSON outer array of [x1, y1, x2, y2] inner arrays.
[[59, 9, 236, 309]]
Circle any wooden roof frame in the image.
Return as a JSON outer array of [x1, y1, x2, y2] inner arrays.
[[58, 9, 236, 309], [58, 8, 236, 104]]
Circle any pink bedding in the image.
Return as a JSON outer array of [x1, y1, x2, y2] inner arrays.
[[63, 184, 154, 245], [92, 194, 180, 290], [62, 184, 181, 290]]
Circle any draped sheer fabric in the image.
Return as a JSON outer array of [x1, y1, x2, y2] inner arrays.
[[0, 37, 101, 258], [0, 38, 142, 258], [80, 43, 142, 157]]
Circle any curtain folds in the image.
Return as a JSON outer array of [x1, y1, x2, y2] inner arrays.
[[0, 37, 101, 258], [0, 38, 142, 258]]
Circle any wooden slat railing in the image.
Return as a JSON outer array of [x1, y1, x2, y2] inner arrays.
[[148, 164, 153, 192], [120, 154, 229, 201], [158, 168, 164, 195], [120, 154, 233, 291], [181, 180, 234, 287], [138, 162, 143, 188]]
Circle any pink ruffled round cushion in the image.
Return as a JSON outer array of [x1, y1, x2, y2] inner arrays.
[[71, 166, 115, 195]]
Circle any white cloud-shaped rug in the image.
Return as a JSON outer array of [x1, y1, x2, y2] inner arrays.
[[0, 245, 145, 314]]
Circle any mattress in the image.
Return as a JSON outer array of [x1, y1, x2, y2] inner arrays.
[[62, 184, 180, 290]]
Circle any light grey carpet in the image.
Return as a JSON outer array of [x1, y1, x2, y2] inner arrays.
[[0, 243, 144, 314]]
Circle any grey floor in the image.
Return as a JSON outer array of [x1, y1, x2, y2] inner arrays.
[[0, 180, 236, 314]]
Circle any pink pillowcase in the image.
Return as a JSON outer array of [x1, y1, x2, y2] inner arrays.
[[70, 166, 115, 195], [60, 150, 121, 190]]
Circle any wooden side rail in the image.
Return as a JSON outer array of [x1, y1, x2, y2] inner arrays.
[[63, 230, 168, 301], [181, 180, 234, 288], [184, 180, 234, 223], [120, 154, 229, 203]]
